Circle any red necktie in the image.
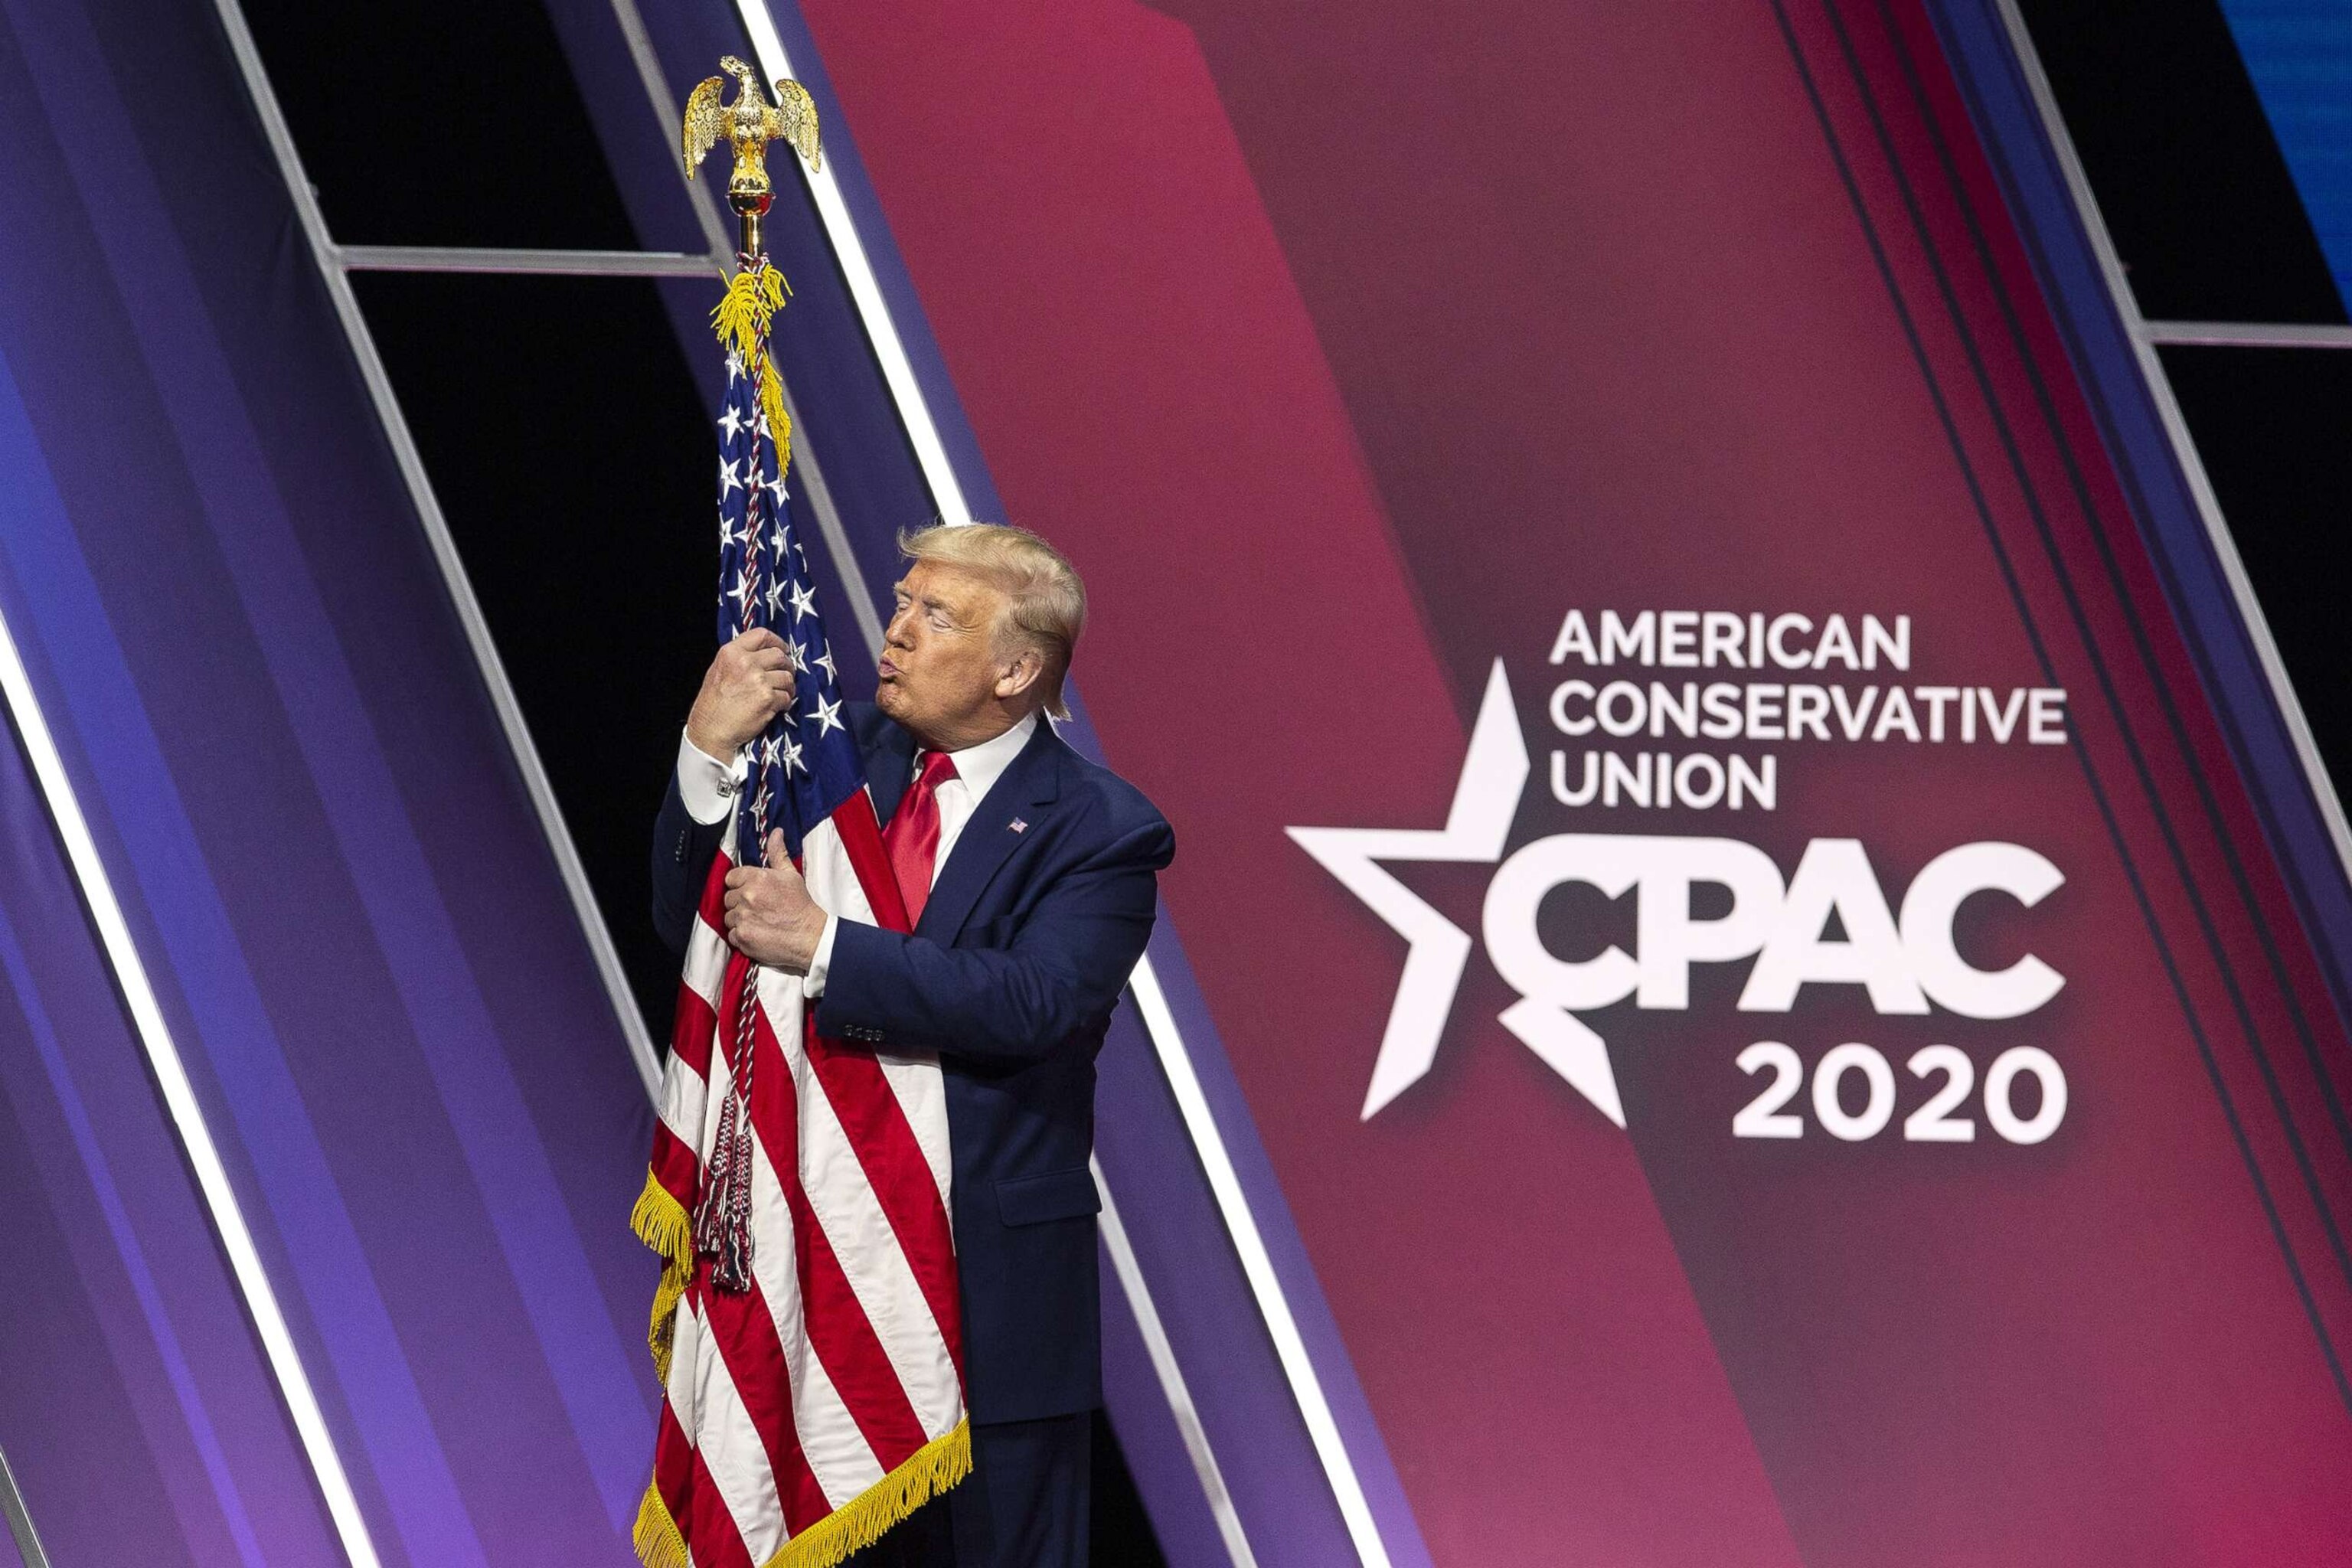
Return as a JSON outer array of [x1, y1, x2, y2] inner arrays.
[[883, 751, 958, 927]]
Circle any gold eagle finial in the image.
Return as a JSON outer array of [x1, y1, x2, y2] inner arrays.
[[684, 55, 822, 212]]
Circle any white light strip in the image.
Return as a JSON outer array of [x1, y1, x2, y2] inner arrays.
[[729, 5, 1390, 1557], [1988, 0, 2352, 904], [0, 609, 381, 1568], [1092, 1157, 1259, 1568], [0, 1441, 51, 1568], [730, 3, 975, 528], [1128, 959, 1393, 1568]]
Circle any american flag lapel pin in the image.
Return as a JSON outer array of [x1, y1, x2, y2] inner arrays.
[[1009, 817, 1028, 834]]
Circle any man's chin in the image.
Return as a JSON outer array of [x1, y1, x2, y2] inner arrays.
[[874, 682, 906, 718]]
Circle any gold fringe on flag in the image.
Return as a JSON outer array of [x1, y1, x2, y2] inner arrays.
[[631, 1168, 696, 1383], [772, 1420, 971, 1568], [634, 1483, 693, 1568], [712, 261, 795, 478], [632, 1421, 973, 1568]]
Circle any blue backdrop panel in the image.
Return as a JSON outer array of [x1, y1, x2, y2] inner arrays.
[[2216, 0, 2352, 310]]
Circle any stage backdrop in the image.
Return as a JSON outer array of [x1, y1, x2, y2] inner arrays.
[[782, 0, 2352, 1563]]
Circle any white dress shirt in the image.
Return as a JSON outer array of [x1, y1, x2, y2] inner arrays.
[[676, 710, 1040, 995]]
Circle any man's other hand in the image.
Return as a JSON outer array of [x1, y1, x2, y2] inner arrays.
[[687, 628, 796, 757], [725, 830, 825, 972]]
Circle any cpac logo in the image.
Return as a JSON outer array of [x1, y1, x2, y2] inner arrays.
[[1289, 663, 2065, 1128]]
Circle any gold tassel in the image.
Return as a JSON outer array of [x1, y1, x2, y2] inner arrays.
[[634, 1481, 692, 1568], [632, 1170, 696, 1381], [710, 263, 796, 479], [766, 1419, 972, 1568]]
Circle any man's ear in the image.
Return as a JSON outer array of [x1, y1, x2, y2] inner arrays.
[[995, 645, 1043, 701]]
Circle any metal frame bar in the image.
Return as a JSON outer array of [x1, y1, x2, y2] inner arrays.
[[607, 0, 737, 262], [1988, 0, 2352, 900], [209, 0, 669, 1096], [2141, 319, 2352, 350], [338, 245, 717, 277], [0, 1441, 51, 1568], [0, 598, 378, 1568]]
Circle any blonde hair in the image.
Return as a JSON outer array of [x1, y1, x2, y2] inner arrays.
[[897, 522, 1087, 718]]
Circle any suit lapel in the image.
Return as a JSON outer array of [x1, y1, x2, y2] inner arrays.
[[863, 713, 919, 828], [916, 720, 1063, 944]]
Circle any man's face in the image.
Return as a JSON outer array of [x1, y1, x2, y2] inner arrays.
[[876, 561, 1011, 746]]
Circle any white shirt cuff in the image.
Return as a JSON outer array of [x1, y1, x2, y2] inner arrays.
[[676, 730, 744, 826], [802, 914, 839, 999]]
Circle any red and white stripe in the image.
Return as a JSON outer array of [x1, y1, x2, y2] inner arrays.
[[636, 793, 966, 1568]]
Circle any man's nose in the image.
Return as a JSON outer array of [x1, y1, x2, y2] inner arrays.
[[884, 609, 916, 648]]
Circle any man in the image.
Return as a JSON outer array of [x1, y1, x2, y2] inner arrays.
[[650, 522, 1173, 1566]]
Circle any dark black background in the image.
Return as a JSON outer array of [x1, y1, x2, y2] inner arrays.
[[2015, 0, 2352, 801]]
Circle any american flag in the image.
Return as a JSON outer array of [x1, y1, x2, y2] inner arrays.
[[633, 259, 969, 1568]]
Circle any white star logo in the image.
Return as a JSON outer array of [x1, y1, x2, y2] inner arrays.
[[779, 733, 805, 774], [725, 570, 755, 616], [814, 645, 837, 684], [718, 457, 743, 497], [789, 581, 818, 622], [725, 351, 745, 384], [788, 639, 808, 674], [718, 407, 744, 441], [719, 514, 747, 552], [1286, 660, 1624, 1126], [766, 577, 788, 617], [763, 469, 787, 502], [812, 694, 844, 737], [757, 735, 781, 769]]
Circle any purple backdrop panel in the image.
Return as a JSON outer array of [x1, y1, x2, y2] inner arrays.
[[0, 0, 668, 1560], [0, 708, 339, 1568]]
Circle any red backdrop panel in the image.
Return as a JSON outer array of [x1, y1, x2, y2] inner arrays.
[[799, 1, 2352, 1562]]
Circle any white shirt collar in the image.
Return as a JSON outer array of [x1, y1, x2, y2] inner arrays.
[[931, 710, 1039, 805]]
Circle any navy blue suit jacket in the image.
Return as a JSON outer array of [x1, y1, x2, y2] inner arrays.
[[651, 704, 1174, 1423]]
